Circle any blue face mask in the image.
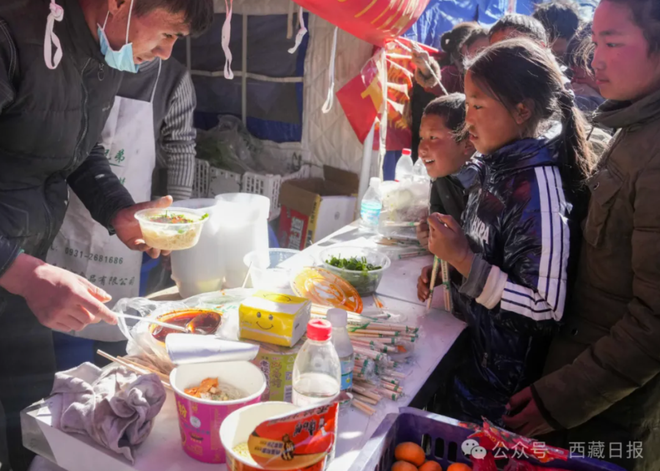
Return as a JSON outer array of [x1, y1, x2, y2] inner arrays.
[[97, 1, 138, 73]]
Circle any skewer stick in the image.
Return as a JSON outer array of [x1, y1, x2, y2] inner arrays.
[[97, 350, 172, 391], [242, 262, 253, 289]]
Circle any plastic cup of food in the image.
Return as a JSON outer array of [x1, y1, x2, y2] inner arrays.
[[319, 246, 391, 297], [221, 402, 328, 471], [135, 208, 208, 251], [170, 360, 266, 464]]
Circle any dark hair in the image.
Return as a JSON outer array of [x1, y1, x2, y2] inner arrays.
[[467, 38, 594, 188], [566, 22, 594, 72], [605, 0, 660, 53], [135, 0, 215, 36], [460, 28, 489, 53], [489, 14, 548, 45], [423, 93, 468, 141], [533, 0, 581, 42], [440, 22, 480, 66]]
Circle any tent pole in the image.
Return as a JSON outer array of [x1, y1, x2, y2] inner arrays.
[[358, 121, 377, 204], [241, 14, 248, 126]]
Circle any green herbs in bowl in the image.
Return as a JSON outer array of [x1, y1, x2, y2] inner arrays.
[[320, 247, 391, 297], [326, 256, 382, 272]]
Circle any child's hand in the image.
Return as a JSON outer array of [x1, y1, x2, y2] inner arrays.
[[417, 264, 439, 301], [428, 213, 474, 277], [416, 219, 430, 248], [411, 49, 432, 75]]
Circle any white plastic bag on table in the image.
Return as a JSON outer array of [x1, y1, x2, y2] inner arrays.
[[115, 289, 254, 374], [378, 179, 431, 241]]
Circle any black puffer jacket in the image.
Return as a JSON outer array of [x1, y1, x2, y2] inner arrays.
[[0, 0, 134, 276], [448, 137, 583, 424]]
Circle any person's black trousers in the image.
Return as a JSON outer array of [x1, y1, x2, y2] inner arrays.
[[0, 291, 56, 471]]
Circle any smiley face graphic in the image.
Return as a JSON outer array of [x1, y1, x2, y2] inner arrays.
[[256, 311, 275, 330]]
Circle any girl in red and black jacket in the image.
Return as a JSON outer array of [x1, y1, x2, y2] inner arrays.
[[427, 38, 596, 424]]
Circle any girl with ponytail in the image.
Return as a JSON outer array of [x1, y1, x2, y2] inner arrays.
[[426, 38, 593, 424]]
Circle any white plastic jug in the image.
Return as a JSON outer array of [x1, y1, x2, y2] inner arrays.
[[170, 199, 225, 298], [215, 193, 270, 288]]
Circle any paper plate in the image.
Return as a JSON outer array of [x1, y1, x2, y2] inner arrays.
[[291, 267, 363, 313]]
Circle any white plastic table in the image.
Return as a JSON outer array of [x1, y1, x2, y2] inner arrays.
[[24, 224, 466, 471]]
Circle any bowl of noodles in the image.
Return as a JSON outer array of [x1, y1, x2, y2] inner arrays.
[[170, 360, 266, 464], [135, 207, 208, 251]]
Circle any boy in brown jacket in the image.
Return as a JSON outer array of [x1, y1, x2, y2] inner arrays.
[[503, 1, 660, 470]]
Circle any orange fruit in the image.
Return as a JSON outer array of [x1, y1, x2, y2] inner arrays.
[[447, 463, 472, 471], [394, 442, 426, 467], [420, 461, 443, 471], [391, 461, 418, 471]]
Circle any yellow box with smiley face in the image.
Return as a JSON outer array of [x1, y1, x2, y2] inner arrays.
[[239, 291, 311, 347]]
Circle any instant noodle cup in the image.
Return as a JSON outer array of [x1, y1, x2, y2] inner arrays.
[[170, 360, 266, 464], [221, 402, 334, 471]]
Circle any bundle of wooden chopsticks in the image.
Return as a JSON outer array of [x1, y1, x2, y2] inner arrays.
[[97, 350, 172, 391], [311, 296, 418, 416]]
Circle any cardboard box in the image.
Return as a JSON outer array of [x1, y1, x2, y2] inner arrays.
[[278, 166, 359, 250]]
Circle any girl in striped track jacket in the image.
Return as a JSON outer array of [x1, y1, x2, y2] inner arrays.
[[427, 38, 596, 424]]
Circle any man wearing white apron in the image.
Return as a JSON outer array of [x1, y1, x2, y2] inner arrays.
[[48, 57, 197, 343]]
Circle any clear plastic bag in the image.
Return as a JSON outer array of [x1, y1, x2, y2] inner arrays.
[[115, 289, 254, 373], [378, 179, 431, 241], [195, 116, 262, 173]]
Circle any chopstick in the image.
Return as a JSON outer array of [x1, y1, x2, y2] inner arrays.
[[382, 221, 421, 227], [353, 392, 379, 405], [353, 398, 376, 416], [427, 256, 440, 311], [440, 258, 453, 313], [96, 350, 173, 391]]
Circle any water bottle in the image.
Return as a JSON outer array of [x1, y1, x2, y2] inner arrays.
[[360, 177, 382, 229], [413, 155, 429, 179], [292, 319, 341, 407], [326, 309, 355, 393], [395, 148, 414, 182]]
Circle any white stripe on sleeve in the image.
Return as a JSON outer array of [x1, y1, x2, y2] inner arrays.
[[475, 264, 508, 309], [499, 166, 570, 322]]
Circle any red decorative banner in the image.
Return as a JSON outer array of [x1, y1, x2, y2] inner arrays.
[[292, 0, 430, 46], [337, 38, 438, 151]]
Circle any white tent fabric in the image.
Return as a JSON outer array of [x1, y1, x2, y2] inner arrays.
[[302, 15, 374, 174]]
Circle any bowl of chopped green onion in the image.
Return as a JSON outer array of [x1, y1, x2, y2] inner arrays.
[[135, 208, 209, 251], [319, 246, 391, 296]]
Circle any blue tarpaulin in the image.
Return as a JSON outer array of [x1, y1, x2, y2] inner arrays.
[[403, 0, 542, 49]]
